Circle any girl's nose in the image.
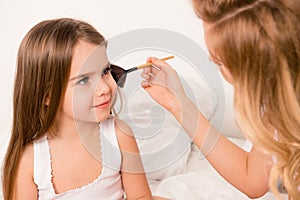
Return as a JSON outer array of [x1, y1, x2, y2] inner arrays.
[[95, 77, 111, 97]]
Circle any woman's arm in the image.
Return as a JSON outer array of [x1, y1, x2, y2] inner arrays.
[[141, 57, 272, 198], [115, 118, 168, 200], [14, 144, 38, 200]]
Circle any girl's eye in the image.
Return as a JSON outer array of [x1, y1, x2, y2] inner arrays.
[[77, 76, 90, 85], [102, 67, 111, 76]]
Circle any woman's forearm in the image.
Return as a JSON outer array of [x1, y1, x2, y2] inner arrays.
[[168, 96, 271, 198]]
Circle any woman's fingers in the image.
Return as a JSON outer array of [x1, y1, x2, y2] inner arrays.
[[141, 56, 175, 89], [151, 64, 160, 71], [141, 68, 157, 83], [141, 71, 151, 80], [141, 79, 152, 88]]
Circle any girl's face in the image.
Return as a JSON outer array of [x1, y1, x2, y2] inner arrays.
[[61, 40, 117, 124]]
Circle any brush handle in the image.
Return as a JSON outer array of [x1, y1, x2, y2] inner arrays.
[[136, 55, 174, 69]]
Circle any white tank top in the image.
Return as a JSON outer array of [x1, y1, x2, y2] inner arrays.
[[33, 117, 124, 199]]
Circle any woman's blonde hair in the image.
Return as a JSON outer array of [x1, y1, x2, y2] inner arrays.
[[193, 0, 300, 199]]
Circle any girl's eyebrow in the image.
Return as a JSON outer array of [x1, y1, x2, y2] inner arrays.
[[69, 62, 110, 81]]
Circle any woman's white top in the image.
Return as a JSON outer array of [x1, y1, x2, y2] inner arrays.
[[33, 117, 124, 199]]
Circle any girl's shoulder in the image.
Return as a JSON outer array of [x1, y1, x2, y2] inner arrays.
[[20, 143, 34, 164], [18, 142, 34, 181], [113, 117, 145, 174], [113, 117, 139, 154], [114, 117, 132, 136], [20, 136, 47, 174], [15, 143, 38, 198]]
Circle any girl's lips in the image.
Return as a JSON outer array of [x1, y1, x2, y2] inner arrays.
[[94, 100, 110, 108]]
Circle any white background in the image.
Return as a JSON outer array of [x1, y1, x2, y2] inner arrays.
[[0, 0, 239, 151]]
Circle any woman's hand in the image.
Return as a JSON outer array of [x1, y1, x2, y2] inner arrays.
[[140, 57, 187, 113]]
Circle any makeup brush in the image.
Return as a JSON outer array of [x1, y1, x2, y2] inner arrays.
[[111, 55, 174, 87], [126, 55, 174, 73]]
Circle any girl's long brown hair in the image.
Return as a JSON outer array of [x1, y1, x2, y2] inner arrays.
[[2, 18, 105, 200], [193, 0, 300, 199]]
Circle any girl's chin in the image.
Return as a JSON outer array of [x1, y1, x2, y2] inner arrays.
[[95, 112, 111, 123]]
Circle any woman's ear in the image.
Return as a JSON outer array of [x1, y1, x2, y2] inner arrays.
[[45, 93, 50, 106], [220, 65, 234, 84]]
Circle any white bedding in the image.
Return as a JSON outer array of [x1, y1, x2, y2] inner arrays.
[[150, 140, 277, 200]]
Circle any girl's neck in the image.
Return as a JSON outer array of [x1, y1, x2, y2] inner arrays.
[[49, 118, 99, 143]]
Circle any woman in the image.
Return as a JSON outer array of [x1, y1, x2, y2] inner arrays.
[[141, 0, 300, 199]]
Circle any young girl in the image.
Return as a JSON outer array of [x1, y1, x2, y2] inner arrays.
[[141, 0, 300, 199], [2, 18, 165, 200]]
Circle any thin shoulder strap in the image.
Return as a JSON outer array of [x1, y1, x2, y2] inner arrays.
[[33, 136, 54, 190], [100, 117, 122, 171]]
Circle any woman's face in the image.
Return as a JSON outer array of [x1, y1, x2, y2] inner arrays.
[[61, 40, 117, 124], [203, 22, 234, 84]]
